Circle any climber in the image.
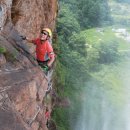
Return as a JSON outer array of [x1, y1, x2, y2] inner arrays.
[[22, 28, 55, 74], [45, 107, 51, 128]]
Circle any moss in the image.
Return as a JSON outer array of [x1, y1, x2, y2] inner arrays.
[[0, 46, 6, 54], [4, 50, 18, 62], [0, 47, 18, 62]]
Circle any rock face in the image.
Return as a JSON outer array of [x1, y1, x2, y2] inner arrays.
[[0, 0, 58, 130], [11, 0, 58, 38]]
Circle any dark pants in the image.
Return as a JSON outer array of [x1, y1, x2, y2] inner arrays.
[[46, 119, 49, 128], [37, 60, 49, 74], [37, 60, 48, 67]]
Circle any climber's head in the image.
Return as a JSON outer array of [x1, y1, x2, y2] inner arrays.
[[40, 28, 52, 41], [42, 28, 52, 38]]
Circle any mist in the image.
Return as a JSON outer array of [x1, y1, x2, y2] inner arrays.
[[73, 60, 130, 130]]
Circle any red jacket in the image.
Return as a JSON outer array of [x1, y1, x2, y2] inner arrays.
[[32, 38, 54, 61]]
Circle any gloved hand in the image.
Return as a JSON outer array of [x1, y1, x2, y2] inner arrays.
[[20, 36, 26, 40], [43, 65, 49, 71]]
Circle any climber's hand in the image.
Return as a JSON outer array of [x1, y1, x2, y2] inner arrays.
[[20, 36, 26, 40]]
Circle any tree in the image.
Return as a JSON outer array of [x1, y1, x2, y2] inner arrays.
[[95, 41, 119, 64], [57, 3, 80, 42], [77, 0, 111, 28], [68, 33, 87, 57]]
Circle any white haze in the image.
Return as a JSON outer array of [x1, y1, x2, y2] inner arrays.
[[73, 66, 130, 130]]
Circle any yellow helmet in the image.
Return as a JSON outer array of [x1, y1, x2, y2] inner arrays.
[[42, 28, 52, 38]]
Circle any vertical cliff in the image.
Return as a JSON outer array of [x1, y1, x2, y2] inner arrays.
[[0, 0, 58, 130]]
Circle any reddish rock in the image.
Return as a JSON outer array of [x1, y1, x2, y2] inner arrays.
[[0, 0, 58, 130]]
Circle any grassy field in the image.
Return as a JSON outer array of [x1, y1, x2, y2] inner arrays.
[[81, 26, 130, 50]]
